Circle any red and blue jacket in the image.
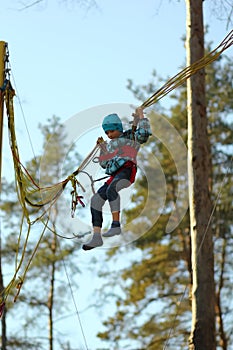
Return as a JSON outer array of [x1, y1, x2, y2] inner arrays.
[[99, 118, 152, 176]]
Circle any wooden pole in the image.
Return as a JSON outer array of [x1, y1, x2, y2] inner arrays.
[[0, 41, 7, 350], [0, 41, 6, 192]]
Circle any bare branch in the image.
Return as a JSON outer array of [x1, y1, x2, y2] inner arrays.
[[17, 0, 99, 12], [209, 0, 233, 29], [18, 0, 44, 11]]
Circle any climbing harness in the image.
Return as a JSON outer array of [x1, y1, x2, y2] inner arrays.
[[106, 161, 137, 185]]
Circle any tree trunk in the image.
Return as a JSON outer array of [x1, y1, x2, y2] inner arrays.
[[186, 1, 216, 349], [0, 41, 7, 350]]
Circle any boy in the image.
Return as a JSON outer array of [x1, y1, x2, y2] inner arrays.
[[82, 107, 151, 251]]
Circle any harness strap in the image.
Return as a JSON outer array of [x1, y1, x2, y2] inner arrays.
[[106, 161, 137, 185]]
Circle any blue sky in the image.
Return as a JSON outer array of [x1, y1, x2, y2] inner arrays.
[[1, 1, 230, 141], [1, 1, 232, 349], [1, 1, 231, 162], [1, 0, 231, 174]]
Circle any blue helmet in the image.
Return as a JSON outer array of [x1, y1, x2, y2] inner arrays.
[[102, 113, 123, 133]]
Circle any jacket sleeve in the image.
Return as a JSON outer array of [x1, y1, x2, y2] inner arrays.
[[134, 118, 152, 144]]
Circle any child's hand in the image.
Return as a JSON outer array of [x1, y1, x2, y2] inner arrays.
[[132, 107, 144, 119]]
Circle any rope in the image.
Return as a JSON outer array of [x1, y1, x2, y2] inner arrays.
[[5, 30, 232, 228], [144, 33, 233, 347], [0, 214, 48, 305], [4, 79, 103, 215], [0, 79, 105, 307], [140, 30, 233, 110], [1, 29, 232, 325], [163, 156, 233, 349], [161, 31, 233, 349]]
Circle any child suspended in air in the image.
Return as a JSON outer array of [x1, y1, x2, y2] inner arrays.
[[82, 107, 152, 251]]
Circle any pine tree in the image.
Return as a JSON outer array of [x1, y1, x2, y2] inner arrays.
[[0, 116, 82, 349]]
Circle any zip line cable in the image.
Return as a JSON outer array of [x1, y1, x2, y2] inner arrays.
[[163, 156, 233, 349], [195, 156, 232, 259], [58, 240, 89, 350]]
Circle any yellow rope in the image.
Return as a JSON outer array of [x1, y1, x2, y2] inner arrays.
[[16, 216, 50, 301], [5, 83, 31, 222], [0, 214, 49, 305], [1, 215, 31, 305], [5, 82, 102, 215], [1, 82, 104, 307], [140, 29, 233, 109]]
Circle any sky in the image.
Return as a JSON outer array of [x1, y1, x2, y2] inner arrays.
[[0, 1, 232, 349], [0, 0, 231, 161]]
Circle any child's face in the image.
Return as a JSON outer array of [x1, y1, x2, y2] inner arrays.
[[105, 130, 121, 139]]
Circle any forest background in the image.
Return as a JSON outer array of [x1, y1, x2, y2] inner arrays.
[[0, 0, 233, 349]]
